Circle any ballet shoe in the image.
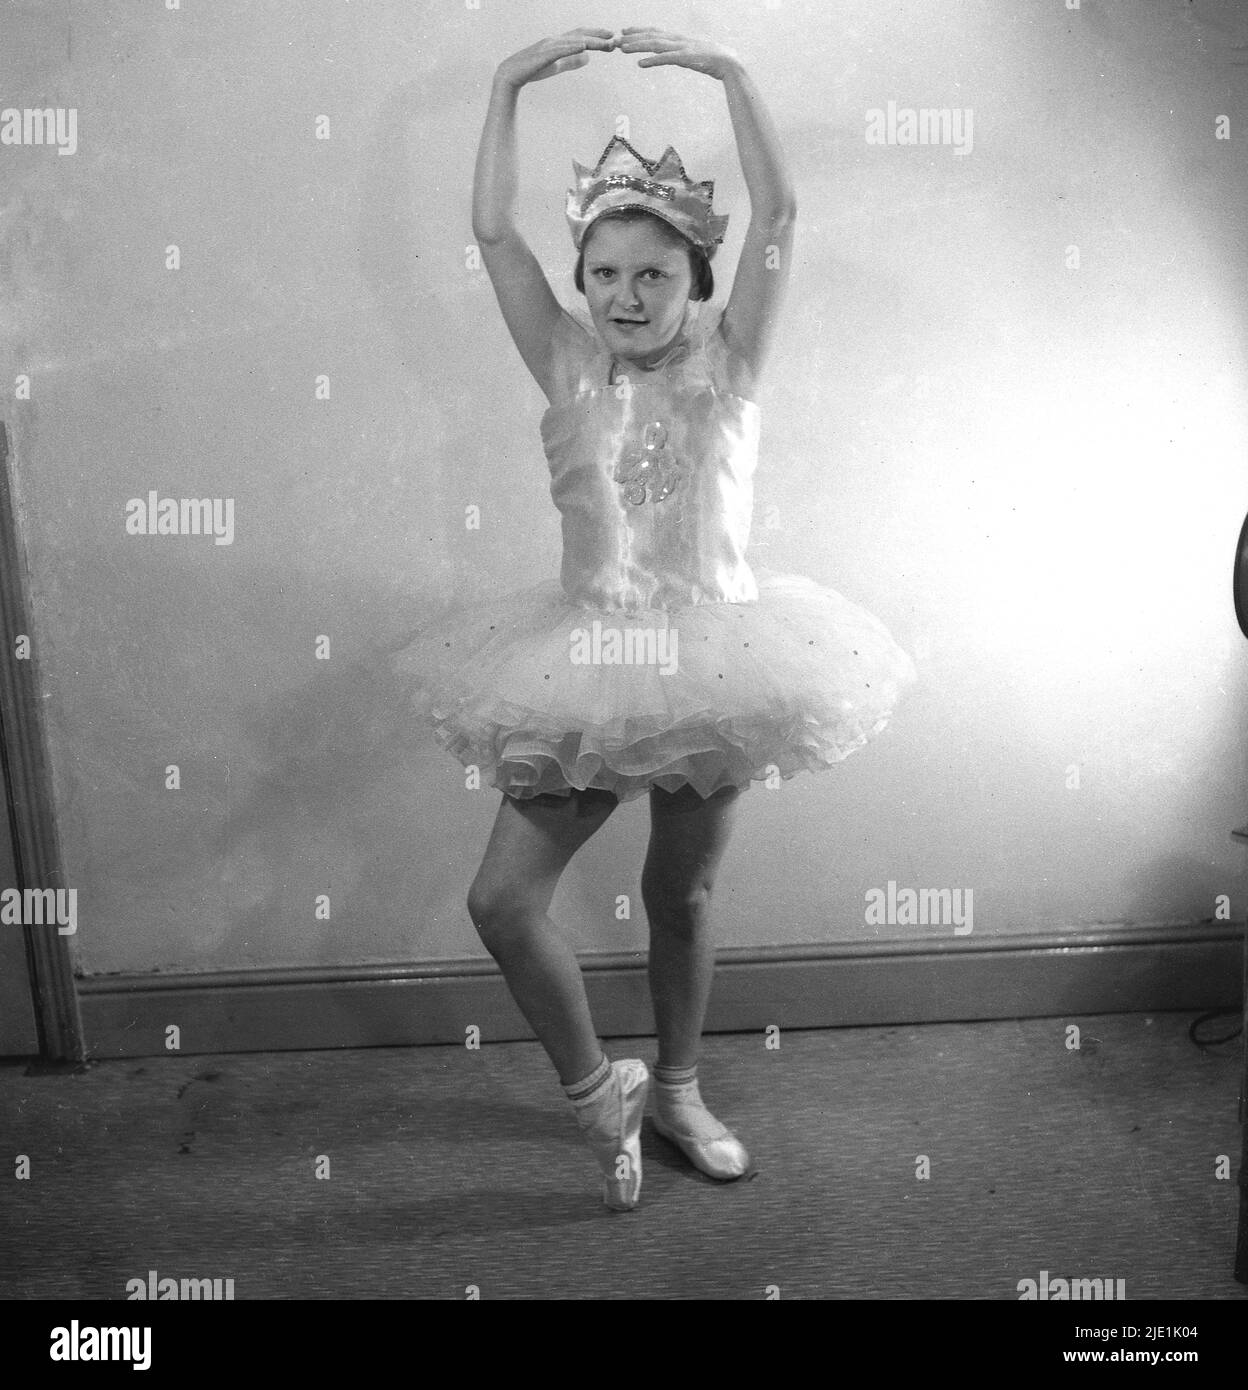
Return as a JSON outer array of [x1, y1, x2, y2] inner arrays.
[[652, 1078, 751, 1181], [571, 1059, 650, 1211]]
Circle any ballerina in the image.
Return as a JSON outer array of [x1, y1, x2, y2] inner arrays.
[[401, 26, 918, 1210]]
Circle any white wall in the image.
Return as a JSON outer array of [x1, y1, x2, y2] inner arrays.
[[2, 0, 1245, 974]]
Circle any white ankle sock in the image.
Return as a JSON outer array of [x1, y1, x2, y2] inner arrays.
[[653, 1063, 733, 1143], [563, 1053, 611, 1103]]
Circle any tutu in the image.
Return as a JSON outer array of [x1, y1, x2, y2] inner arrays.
[[394, 300, 918, 804], [397, 567, 915, 803]]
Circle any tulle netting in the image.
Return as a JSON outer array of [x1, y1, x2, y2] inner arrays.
[[389, 566, 918, 804]]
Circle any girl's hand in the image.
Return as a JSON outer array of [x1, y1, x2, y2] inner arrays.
[[614, 28, 741, 81], [495, 28, 616, 89]]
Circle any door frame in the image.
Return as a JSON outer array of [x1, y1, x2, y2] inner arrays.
[[0, 419, 84, 1062]]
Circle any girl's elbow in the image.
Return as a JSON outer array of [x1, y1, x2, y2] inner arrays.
[[472, 220, 511, 247]]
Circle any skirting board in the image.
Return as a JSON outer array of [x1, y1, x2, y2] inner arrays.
[[73, 923, 1244, 1060]]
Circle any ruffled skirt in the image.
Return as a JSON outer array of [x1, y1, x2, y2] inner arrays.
[[389, 568, 919, 803]]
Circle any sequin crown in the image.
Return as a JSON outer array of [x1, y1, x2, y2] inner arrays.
[[566, 135, 729, 256]]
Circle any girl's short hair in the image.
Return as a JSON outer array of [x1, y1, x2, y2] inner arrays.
[[574, 208, 714, 302]]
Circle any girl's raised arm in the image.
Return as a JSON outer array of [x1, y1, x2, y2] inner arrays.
[[617, 31, 797, 392], [716, 59, 797, 388], [472, 30, 615, 403]]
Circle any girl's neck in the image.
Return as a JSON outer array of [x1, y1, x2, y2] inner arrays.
[[622, 336, 686, 371]]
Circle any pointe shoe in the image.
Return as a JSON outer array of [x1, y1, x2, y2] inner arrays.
[[572, 1059, 650, 1211], [652, 1078, 751, 1181]]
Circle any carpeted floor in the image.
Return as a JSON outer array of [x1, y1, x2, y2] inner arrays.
[[0, 1010, 1244, 1299]]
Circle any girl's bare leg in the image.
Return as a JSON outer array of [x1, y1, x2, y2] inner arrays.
[[467, 789, 618, 1085], [642, 782, 743, 1069], [641, 781, 750, 1179]]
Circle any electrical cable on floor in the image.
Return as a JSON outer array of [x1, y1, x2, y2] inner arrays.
[[1187, 1008, 1242, 1049]]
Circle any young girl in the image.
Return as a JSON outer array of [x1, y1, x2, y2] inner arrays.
[[403, 27, 917, 1211]]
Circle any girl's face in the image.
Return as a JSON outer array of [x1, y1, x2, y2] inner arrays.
[[582, 217, 695, 365]]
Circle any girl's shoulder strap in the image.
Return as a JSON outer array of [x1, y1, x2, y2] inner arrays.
[[690, 301, 730, 375], [672, 301, 740, 395], [690, 302, 758, 404]]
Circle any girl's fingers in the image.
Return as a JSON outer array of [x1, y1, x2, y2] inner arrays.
[[549, 35, 611, 57], [615, 36, 684, 52], [553, 28, 615, 51]]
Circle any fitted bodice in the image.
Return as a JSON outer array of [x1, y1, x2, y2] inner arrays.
[[539, 305, 761, 613]]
